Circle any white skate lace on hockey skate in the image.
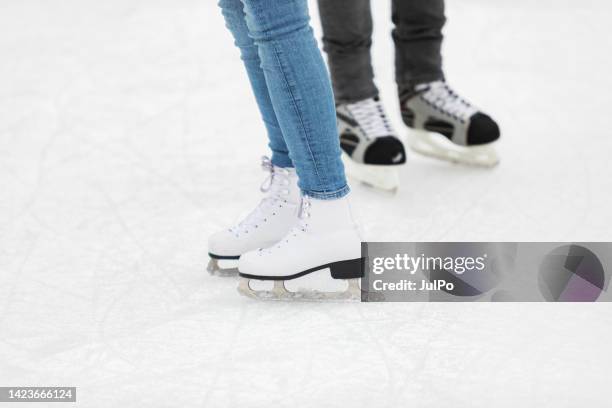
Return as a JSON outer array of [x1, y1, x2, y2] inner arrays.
[[229, 156, 294, 238], [416, 81, 478, 123], [346, 98, 394, 140]]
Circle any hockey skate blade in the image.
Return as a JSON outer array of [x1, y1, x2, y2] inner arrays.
[[409, 129, 499, 167], [341, 153, 400, 192], [207, 258, 239, 277], [238, 272, 361, 302]]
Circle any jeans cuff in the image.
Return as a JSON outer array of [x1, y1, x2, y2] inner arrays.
[[398, 73, 445, 98], [302, 185, 351, 200], [335, 88, 379, 105]]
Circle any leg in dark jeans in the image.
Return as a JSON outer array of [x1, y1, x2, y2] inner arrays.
[[316, 0, 378, 104], [317, 0, 446, 101], [392, 0, 446, 98]]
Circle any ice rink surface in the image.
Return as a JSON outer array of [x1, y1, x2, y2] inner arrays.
[[1, 0, 612, 406]]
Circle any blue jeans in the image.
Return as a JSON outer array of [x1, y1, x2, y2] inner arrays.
[[218, 0, 349, 200]]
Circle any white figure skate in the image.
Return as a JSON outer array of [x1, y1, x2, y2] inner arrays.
[[401, 81, 500, 167], [207, 156, 300, 276], [336, 97, 406, 191], [237, 194, 364, 301]]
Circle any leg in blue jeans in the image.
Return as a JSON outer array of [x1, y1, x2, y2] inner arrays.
[[218, 0, 349, 200], [219, 0, 292, 168]]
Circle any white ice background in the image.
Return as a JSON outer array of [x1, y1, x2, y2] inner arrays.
[[1, 0, 611, 406]]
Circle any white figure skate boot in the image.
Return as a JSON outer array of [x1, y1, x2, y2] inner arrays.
[[207, 157, 300, 276], [237, 194, 364, 301]]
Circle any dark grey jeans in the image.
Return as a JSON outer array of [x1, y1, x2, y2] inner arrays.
[[317, 0, 446, 103]]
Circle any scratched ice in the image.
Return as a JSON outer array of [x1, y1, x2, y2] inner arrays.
[[1, 1, 611, 407]]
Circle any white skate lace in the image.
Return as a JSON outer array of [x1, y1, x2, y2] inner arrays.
[[229, 156, 293, 237], [346, 98, 394, 140], [416, 81, 477, 123], [262, 195, 310, 253]]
